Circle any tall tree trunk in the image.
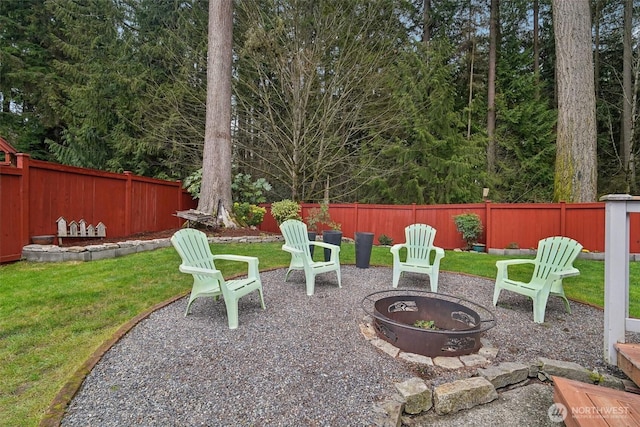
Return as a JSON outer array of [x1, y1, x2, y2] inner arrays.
[[486, 0, 498, 174], [197, 0, 235, 226], [422, 0, 431, 45], [467, 39, 475, 140], [552, 0, 597, 202], [622, 0, 634, 192], [593, 0, 602, 97], [533, 0, 540, 92]]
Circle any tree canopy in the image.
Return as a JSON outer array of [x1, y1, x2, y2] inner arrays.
[[1, 0, 639, 204]]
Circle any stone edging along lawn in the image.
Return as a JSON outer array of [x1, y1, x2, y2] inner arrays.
[[21, 235, 284, 263]]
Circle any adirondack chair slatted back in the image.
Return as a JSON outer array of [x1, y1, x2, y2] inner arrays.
[[406, 224, 437, 263], [171, 228, 220, 288], [532, 237, 583, 284], [280, 219, 312, 260]]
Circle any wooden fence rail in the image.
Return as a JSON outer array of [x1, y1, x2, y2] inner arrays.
[[1, 153, 196, 263]]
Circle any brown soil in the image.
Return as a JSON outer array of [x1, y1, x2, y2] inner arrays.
[[58, 226, 276, 247]]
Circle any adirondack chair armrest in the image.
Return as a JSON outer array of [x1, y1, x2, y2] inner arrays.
[[389, 243, 406, 256], [432, 246, 445, 258], [311, 241, 340, 251], [212, 254, 260, 278], [496, 259, 535, 267], [549, 267, 580, 280], [389, 243, 406, 263], [179, 264, 224, 279], [432, 247, 445, 265], [495, 259, 535, 280], [311, 241, 340, 262]]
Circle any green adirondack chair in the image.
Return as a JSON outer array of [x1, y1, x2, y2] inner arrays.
[[390, 223, 445, 292], [171, 228, 265, 329], [279, 219, 341, 296], [493, 236, 582, 323]]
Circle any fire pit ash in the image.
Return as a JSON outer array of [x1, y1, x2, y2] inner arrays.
[[362, 290, 496, 358]]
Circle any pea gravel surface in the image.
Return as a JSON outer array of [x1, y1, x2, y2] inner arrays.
[[61, 266, 628, 426]]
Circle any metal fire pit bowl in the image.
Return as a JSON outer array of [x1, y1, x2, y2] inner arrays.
[[362, 290, 496, 358]]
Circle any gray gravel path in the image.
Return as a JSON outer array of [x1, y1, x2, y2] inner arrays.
[[61, 265, 625, 426]]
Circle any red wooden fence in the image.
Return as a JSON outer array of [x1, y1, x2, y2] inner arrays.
[[259, 201, 637, 254], [2, 146, 636, 263], [1, 153, 196, 263]]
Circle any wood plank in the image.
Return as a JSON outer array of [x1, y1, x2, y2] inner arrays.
[[590, 394, 640, 426], [553, 376, 640, 427], [616, 343, 640, 387]]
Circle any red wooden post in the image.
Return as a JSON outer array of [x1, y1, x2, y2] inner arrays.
[[16, 153, 31, 248], [124, 171, 133, 236], [176, 181, 183, 228], [485, 200, 492, 250], [560, 201, 566, 236], [354, 202, 359, 237]]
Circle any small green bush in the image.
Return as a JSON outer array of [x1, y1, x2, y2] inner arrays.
[[453, 212, 483, 249], [270, 199, 302, 225], [233, 202, 266, 227], [378, 234, 393, 246]]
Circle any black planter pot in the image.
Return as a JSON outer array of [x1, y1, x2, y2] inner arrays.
[[308, 231, 317, 257], [322, 230, 343, 261], [355, 232, 374, 268]]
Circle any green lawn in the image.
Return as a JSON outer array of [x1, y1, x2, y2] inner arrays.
[[0, 242, 637, 426]]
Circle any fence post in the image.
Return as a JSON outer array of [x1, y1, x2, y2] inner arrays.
[[176, 181, 184, 227], [16, 153, 31, 247], [485, 200, 492, 250], [560, 201, 566, 236], [412, 203, 416, 223], [354, 202, 359, 239], [124, 171, 132, 236]]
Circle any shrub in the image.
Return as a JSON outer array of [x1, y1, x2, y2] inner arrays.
[[183, 170, 272, 204], [183, 169, 202, 199], [453, 212, 483, 249], [233, 202, 266, 227], [305, 202, 341, 231], [232, 173, 272, 204], [270, 199, 302, 225], [378, 234, 393, 246]]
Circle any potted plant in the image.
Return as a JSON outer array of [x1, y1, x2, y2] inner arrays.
[[305, 202, 342, 261], [453, 212, 484, 251]]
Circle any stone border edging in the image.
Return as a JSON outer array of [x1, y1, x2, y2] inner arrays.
[[22, 235, 284, 263], [360, 317, 628, 425]]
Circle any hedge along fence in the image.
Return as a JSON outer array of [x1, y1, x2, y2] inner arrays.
[[1, 152, 196, 263], [259, 200, 636, 254]]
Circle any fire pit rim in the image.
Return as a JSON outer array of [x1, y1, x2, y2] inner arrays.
[[361, 289, 497, 335]]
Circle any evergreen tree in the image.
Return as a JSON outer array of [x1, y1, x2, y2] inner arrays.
[[0, 0, 57, 158], [361, 41, 484, 204]]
